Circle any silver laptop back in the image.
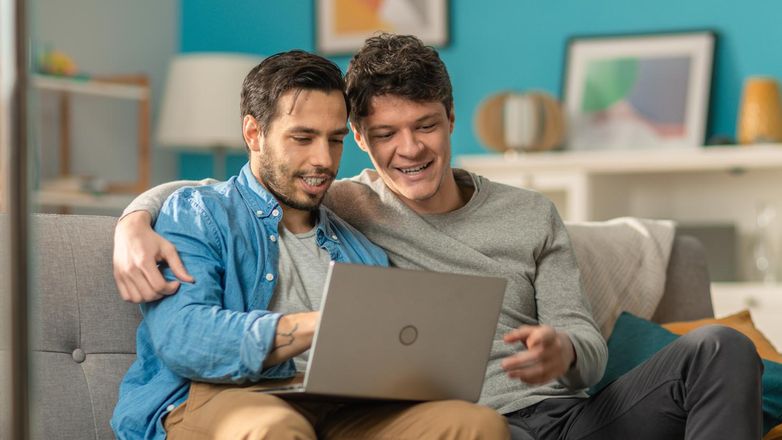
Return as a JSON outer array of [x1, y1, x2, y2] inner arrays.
[[302, 262, 506, 402]]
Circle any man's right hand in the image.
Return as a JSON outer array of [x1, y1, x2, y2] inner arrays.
[[113, 210, 193, 303]]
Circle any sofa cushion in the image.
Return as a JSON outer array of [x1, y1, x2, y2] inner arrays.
[[29, 214, 141, 439], [590, 312, 782, 436], [663, 310, 782, 363], [566, 218, 675, 336]]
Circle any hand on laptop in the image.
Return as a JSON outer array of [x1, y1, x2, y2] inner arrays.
[[501, 325, 576, 385], [113, 210, 193, 303]]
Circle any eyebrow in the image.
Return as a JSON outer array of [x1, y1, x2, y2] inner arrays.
[[288, 126, 349, 136], [368, 112, 441, 131]]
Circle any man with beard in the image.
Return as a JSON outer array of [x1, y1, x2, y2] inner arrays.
[[115, 35, 763, 439], [110, 50, 508, 440]]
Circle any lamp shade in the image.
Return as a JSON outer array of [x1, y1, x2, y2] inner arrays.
[[157, 53, 261, 150]]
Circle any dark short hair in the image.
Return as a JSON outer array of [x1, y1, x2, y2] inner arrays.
[[240, 50, 348, 136], [345, 33, 453, 128]]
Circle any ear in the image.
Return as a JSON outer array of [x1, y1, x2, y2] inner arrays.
[[243, 115, 263, 152], [350, 121, 369, 153], [448, 107, 455, 134]]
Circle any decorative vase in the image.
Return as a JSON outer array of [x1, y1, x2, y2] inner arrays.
[[737, 77, 782, 144], [474, 91, 565, 153]]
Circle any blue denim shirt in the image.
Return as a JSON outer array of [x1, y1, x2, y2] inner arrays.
[[111, 164, 388, 439]]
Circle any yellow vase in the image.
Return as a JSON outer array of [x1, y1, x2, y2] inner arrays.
[[737, 77, 782, 144]]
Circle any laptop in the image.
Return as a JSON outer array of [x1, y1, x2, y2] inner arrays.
[[262, 262, 506, 402]]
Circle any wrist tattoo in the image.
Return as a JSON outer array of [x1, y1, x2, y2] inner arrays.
[[273, 323, 298, 351]]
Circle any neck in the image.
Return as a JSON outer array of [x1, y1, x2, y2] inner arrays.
[[280, 205, 317, 234], [401, 169, 473, 215]]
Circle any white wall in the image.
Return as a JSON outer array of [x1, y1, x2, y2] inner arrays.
[[32, 0, 180, 196]]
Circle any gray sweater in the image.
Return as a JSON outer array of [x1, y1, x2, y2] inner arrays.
[[124, 169, 607, 415]]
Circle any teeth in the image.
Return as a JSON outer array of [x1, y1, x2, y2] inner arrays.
[[302, 177, 326, 186], [401, 162, 430, 174]]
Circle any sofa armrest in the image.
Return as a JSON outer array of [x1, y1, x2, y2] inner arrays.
[[651, 235, 714, 323]]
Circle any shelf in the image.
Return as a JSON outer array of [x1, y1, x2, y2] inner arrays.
[[457, 144, 782, 175], [33, 74, 149, 100], [33, 73, 151, 195], [35, 190, 135, 211]]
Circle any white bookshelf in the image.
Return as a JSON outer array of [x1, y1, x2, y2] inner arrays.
[[457, 144, 782, 282]]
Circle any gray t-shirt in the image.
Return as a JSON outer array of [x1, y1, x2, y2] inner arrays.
[[124, 169, 607, 415], [323, 169, 607, 415], [268, 226, 332, 371]]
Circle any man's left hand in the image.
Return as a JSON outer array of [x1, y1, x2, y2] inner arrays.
[[501, 325, 576, 385]]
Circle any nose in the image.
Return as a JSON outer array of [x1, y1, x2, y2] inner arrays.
[[397, 129, 424, 158], [309, 138, 335, 169]]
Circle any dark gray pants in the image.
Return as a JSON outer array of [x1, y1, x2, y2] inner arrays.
[[506, 326, 764, 440]]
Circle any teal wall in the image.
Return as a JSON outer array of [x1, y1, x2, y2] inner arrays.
[[179, 0, 782, 179]]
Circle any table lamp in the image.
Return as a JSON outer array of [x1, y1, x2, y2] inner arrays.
[[157, 53, 261, 179]]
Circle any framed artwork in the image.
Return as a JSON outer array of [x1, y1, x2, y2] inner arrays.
[[563, 31, 716, 151], [315, 0, 448, 55]]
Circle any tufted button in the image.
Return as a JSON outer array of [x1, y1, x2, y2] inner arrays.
[[72, 348, 86, 363]]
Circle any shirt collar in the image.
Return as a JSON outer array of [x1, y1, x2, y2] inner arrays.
[[235, 162, 280, 219]]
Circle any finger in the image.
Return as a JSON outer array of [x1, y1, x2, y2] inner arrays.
[[525, 327, 556, 350], [162, 280, 181, 296], [141, 262, 178, 295], [128, 268, 164, 303], [501, 350, 540, 371], [115, 275, 133, 303], [120, 277, 145, 304], [504, 325, 535, 343], [161, 245, 194, 283], [507, 363, 555, 384]]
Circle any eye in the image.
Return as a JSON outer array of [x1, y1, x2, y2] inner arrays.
[[372, 131, 393, 141], [418, 123, 437, 132], [329, 137, 345, 145], [292, 136, 311, 144]]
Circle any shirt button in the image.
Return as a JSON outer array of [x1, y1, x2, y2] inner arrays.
[[255, 210, 263, 217], [331, 234, 338, 240], [265, 273, 274, 281], [272, 209, 280, 217], [269, 235, 277, 242], [167, 404, 175, 412]]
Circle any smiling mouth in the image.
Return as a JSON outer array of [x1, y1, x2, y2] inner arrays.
[[301, 176, 329, 186], [398, 161, 433, 175]]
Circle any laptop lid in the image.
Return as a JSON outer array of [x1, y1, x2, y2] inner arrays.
[[302, 262, 506, 402]]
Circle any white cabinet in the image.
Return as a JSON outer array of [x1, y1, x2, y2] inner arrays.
[[457, 145, 782, 281], [711, 283, 782, 349]]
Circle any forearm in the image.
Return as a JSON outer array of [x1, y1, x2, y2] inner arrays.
[[122, 178, 218, 222], [147, 301, 288, 383], [558, 326, 607, 389], [262, 312, 319, 368]]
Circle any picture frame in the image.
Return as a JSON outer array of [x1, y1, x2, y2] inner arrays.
[[563, 31, 716, 151], [315, 0, 449, 55]]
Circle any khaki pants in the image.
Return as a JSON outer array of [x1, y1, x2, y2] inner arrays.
[[164, 377, 509, 440]]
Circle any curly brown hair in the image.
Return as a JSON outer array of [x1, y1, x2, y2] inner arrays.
[[345, 33, 453, 128], [240, 50, 348, 137]]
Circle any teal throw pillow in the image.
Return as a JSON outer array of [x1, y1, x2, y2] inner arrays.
[[588, 311, 782, 434]]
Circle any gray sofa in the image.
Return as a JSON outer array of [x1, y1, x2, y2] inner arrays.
[[17, 214, 713, 439]]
